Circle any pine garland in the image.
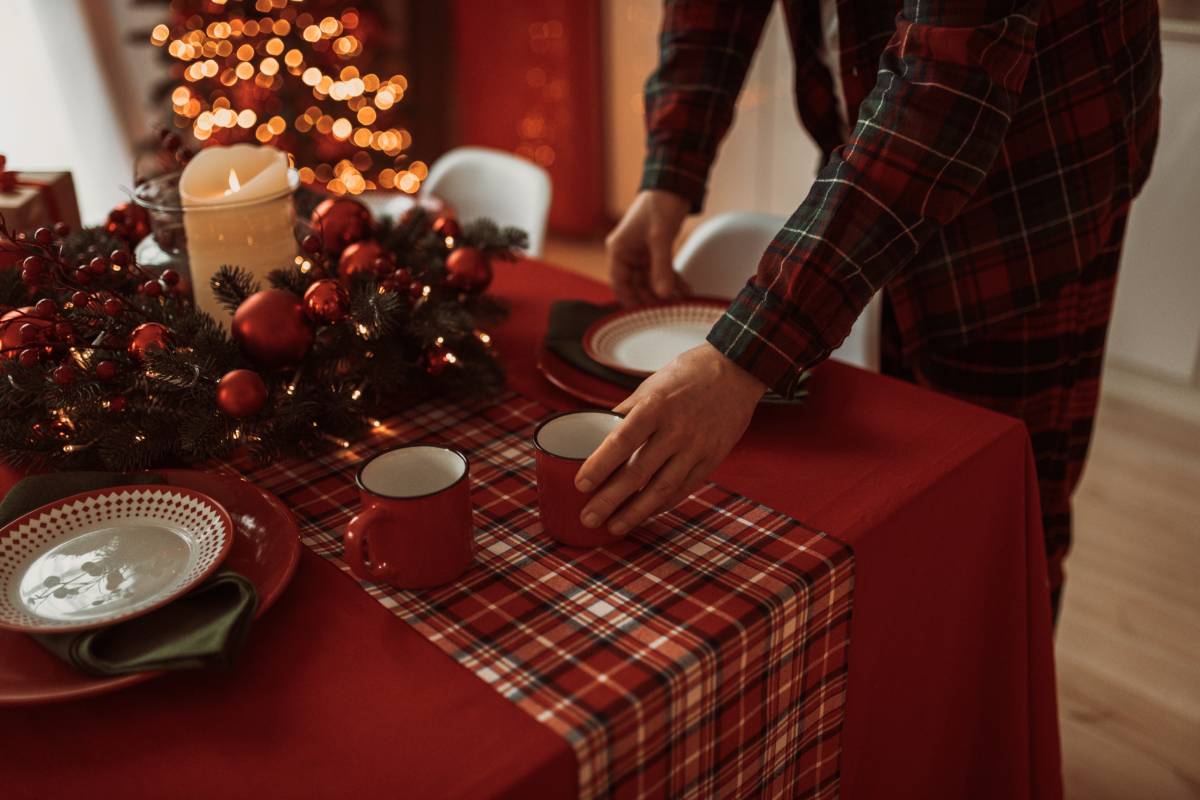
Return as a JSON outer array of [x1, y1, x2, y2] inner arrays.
[[0, 205, 523, 471]]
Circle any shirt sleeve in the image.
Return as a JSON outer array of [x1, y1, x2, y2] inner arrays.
[[639, 0, 775, 212], [706, 1, 1043, 397]]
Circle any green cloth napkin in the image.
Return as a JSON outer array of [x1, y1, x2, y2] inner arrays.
[[1, 471, 259, 677], [543, 300, 808, 403], [544, 300, 641, 390]]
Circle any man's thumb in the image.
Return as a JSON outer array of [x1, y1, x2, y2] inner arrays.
[[649, 235, 678, 299]]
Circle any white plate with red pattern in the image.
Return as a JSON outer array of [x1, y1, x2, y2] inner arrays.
[[0, 485, 234, 634], [582, 300, 729, 377]]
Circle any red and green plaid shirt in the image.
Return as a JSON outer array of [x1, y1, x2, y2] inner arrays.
[[641, 0, 1161, 397]]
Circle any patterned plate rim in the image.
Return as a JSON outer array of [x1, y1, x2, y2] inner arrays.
[[581, 299, 730, 378], [0, 485, 235, 634]]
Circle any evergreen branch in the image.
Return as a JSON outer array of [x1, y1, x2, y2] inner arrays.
[[210, 265, 258, 312]]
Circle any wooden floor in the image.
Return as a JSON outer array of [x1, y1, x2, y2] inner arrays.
[[544, 235, 1200, 800]]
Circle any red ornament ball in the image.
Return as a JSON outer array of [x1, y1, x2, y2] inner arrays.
[[432, 215, 461, 240], [302, 279, 349, 324], [337, 239, 392, 285], [51, 365, 76, 387], [106, 202, 151, 245], [108, 395, 127, 413], [445, 247, 493, 294], [232, 289, 314, 368], [95, 360, 118, 381], [1, 308, 49, 359], [128, 322, 171, 362], [216, 369, 269, 419], [311, 197, 372, 253]]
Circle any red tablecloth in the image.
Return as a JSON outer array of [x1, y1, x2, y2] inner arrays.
[[0, 259, 1060, 799]]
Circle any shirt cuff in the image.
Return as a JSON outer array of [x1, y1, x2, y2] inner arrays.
[[706, 282, 831, 398], [638, 146, 712, 213]]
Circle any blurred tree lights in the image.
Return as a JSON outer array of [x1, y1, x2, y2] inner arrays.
[[148, 0, 427, 196]]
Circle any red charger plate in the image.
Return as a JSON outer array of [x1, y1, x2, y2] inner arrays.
[[0, 468, 300, 705]]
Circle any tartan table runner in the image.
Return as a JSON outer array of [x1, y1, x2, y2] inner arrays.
[[223, 391, 855, 799]]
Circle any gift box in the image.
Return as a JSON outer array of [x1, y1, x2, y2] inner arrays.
[[0, 157, 81, 233]]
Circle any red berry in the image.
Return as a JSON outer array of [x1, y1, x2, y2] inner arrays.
[[160, 269, 180, 286], [33, 227, 52, 246], [95, 360, 118, 381], [110, 250, 130, 267], [70, 290, 90, 306], [53, 222, 70, 238], [301, 233, 321, 254], [18, 323, 41, 344], [88, 256, 108, 275], [34, 298, 56, 318], [54, 322, 74, 339], [20, 268, 39, 285], [52, 365, 75, 386], [21, 255, 42, 273], [74, 268, 92, 285], [18, 348, 39, 368], [143, 280, 163, 298], [108, 395, 127, 412], [103, 298, 123, 316]]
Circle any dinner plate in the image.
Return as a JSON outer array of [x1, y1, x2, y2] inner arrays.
[[0, 486, 233, 634], [537, 345, 809, 408], [0, 469, 301, 705], [582, 300, 729, 377]]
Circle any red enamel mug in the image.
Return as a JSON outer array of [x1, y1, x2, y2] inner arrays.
[[533, 410, 624, 548], [344, 444, 475, 588]]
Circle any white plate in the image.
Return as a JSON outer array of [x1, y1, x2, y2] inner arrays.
[[0, 486, 234, 634], [582, 301, 728, 377]]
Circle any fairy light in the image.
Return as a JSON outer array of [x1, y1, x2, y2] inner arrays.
[[150, 2, 419, 194]]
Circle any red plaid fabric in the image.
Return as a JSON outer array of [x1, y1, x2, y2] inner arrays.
[[641, 0, 1161, 398], [221, 391, 855, 799]]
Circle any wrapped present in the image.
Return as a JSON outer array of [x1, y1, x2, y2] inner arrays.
[[0, 155, 81, 233]]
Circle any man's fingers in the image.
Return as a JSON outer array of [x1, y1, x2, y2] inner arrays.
[[606, 452, 697, 536], [579, 431, 675, 529], [575, 400, 659, 492]]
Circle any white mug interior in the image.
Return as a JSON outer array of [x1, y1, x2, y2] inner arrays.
[[360, 446, 466, 498], [536, 412, 623, 460]]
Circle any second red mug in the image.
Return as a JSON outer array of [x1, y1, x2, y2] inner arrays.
[[344, 444, 475, 588], [533, 410, 624, 548]]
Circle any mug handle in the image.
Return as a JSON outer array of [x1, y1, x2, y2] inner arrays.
[[344, 508, 394, 582]]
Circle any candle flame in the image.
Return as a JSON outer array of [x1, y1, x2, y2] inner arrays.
[[224, 168, 241, 195]]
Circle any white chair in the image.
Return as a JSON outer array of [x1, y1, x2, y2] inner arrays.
[[674, 211, 881, 371], [419, 146, 552, 257]]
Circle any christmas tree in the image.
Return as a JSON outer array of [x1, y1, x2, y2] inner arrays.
[[147, 0, 424, 197]]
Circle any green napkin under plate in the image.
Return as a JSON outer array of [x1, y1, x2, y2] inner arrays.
[[0, 471, 259, 677]]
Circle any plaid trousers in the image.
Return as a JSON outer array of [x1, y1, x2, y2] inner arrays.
[[882, 206, 1130, 617]]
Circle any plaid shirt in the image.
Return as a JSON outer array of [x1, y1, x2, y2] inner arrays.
[[641, 0, 1161, 396]]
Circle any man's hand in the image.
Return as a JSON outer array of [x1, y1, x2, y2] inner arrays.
[[606, 189, 691, 306], [575, 342, 767, 535]]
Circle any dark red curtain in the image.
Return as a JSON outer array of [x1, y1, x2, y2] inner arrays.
[[452, 1, 607, 235]]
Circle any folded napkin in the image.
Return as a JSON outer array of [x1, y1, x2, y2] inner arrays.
[[544, 300, 641, 390], [543, 300, 808, 402], [1, 471, 259, 677]]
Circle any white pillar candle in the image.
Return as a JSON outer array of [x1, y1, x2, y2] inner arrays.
[[180, 144, 298, 326]]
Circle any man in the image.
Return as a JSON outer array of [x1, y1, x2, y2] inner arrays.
[[574, 0, 1160, 614]]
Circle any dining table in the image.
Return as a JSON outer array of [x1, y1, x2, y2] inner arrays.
[[0, 256, 1061, 800]]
